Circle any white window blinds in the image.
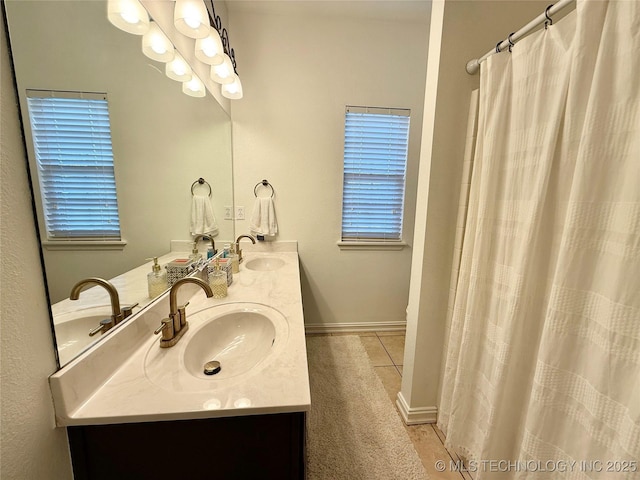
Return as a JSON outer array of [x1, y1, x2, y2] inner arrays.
[[341, 106, 410, 242], [26, 91, 121, 240]]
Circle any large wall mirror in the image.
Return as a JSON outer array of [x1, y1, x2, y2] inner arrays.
[[5, 0, 234, 367]]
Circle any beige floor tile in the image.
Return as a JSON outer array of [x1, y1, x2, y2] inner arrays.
[[376, 330, 407, 336], [397, 365, 403, 376], [404, 424, 465, 480], [359, 336, 394, 366], [374, 366, 402, 404], [379, 335, 405, 366], [432, 424, 446, 444], [330, 331, 376, 337]]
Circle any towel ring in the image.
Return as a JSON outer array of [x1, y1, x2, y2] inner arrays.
[[254, 179, 274, 198], [191, 177, 212, 197]]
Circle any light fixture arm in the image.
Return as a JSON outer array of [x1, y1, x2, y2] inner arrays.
[[205, 0, 238, 74]]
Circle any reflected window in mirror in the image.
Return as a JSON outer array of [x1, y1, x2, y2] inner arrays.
[[26, 90, 122, 243]]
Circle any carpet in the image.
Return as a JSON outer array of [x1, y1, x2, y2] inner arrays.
[[306, 335, 429, 480]]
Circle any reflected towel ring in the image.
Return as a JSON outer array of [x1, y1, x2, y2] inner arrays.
[[254, 179, 274, 198], [507, 32, 515, 53], [191, 177, 212, 197], [544, 4, 554, 29]]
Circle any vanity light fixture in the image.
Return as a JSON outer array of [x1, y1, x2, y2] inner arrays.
[[108, 0, 242, 99], [107, 0, 149, 34], [194, 31, 224, 66], [166, 51, 193, 82], [200, 0, 243, 98], [210, 54, 234, 84], [221, 74, 243, 100], [142, 21, 175, 62], [182, 76, 206, 97], [174, 0, 210, 39]]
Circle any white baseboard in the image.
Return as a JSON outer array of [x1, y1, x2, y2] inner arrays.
[[305, 321, 406, 335], [396, 391, 437, 425]]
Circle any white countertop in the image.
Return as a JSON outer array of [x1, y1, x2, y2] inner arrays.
[[51, 251, 199, 366], [49, 241, 310, 426]]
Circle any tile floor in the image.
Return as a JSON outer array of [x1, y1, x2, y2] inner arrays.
[[308, 331, 472, 480]]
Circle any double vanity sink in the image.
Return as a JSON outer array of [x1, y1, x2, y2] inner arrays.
[[50, 242, 309, 479]]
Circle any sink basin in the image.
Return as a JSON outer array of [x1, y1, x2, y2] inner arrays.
[[184, 310, 276, 380], [54, 306, 113, 365], [144, 302, 289, 392], [245, 257, 285, 271]]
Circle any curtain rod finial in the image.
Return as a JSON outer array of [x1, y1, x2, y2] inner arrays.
[[466, 59, 480, 75]]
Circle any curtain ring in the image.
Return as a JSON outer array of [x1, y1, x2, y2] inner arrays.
[[507, 32, 515, 53], [495, 40, 503, 53], [544, 4, 554, 29]]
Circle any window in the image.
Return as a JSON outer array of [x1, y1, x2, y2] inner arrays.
[[340, 106, 410, 246], [26, 90, 121, 241]]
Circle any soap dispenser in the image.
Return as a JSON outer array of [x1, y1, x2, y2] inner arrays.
[[147, 257, 168, 299], [189, 241, 202, 263], [208, 258, 228, 299], [229, 244, 240, 274]]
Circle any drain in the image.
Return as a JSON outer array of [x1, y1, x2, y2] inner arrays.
[[203, 360, 221, 376]]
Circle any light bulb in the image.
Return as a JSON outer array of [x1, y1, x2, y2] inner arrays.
[[120, 9, 139, 24], [195, 32, 224, 66], [221, 74, 243, 100], [107, 0, 149, 35], [210, 54, 234, 84], [182, 77, 206, 97], [184, 15, 201, 29], [142, 22, 175, 63], [166, 52, 192, 82], [174, 0, 210, 39]]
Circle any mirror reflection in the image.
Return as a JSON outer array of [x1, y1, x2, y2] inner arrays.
[[5, 0, 234, 367]]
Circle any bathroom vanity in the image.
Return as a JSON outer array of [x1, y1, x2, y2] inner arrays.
[[49, 242, 310, 479]]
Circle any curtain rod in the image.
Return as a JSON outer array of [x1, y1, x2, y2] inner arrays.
[[465, 0, 575, 75]]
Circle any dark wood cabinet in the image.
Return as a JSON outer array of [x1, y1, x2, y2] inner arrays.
[[68, 412, 306, 480]]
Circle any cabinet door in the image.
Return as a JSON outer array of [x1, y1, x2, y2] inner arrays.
[[68, 412, 306, 480]]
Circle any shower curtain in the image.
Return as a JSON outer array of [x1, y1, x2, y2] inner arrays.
[[438, 1, 639, 479]]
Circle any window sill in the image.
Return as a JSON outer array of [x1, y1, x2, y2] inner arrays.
[[42, 239, 127, 251], [337, 241, 408, 251]]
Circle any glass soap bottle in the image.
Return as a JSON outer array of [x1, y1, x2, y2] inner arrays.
[[189, 241, 202, 263], [208, 258, 227, 299], [147, 257, 168, 299], [229, 244, 240, 274]]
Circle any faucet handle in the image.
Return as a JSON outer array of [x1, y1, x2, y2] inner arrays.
[[177, 302, 190, 329], [122, 303, 140, 319], [154, 318, 174, 341], [89, 318, 114, 337]]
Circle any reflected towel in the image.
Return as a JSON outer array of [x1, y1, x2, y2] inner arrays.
[[190, 195, 219, 236], [250, 197, 278, 236]]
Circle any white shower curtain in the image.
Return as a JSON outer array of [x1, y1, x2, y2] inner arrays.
[[439, 1, 640, 479]]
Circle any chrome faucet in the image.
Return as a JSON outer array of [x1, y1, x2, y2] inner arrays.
[[70, 278, 135, 336], [235, 234, 256, 264], [194, 234, 216, 256], [154, 277, 213, 348]]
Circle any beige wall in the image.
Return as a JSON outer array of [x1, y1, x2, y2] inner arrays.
[[402, 0, 554, 417], [6, 0, 233, 303], [0, 15, 74, 480], [228, 2, 430, 328]]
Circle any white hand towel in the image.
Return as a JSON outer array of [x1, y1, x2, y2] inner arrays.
[[190, 195, 219, 236], [250, 197, 278, 236]]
